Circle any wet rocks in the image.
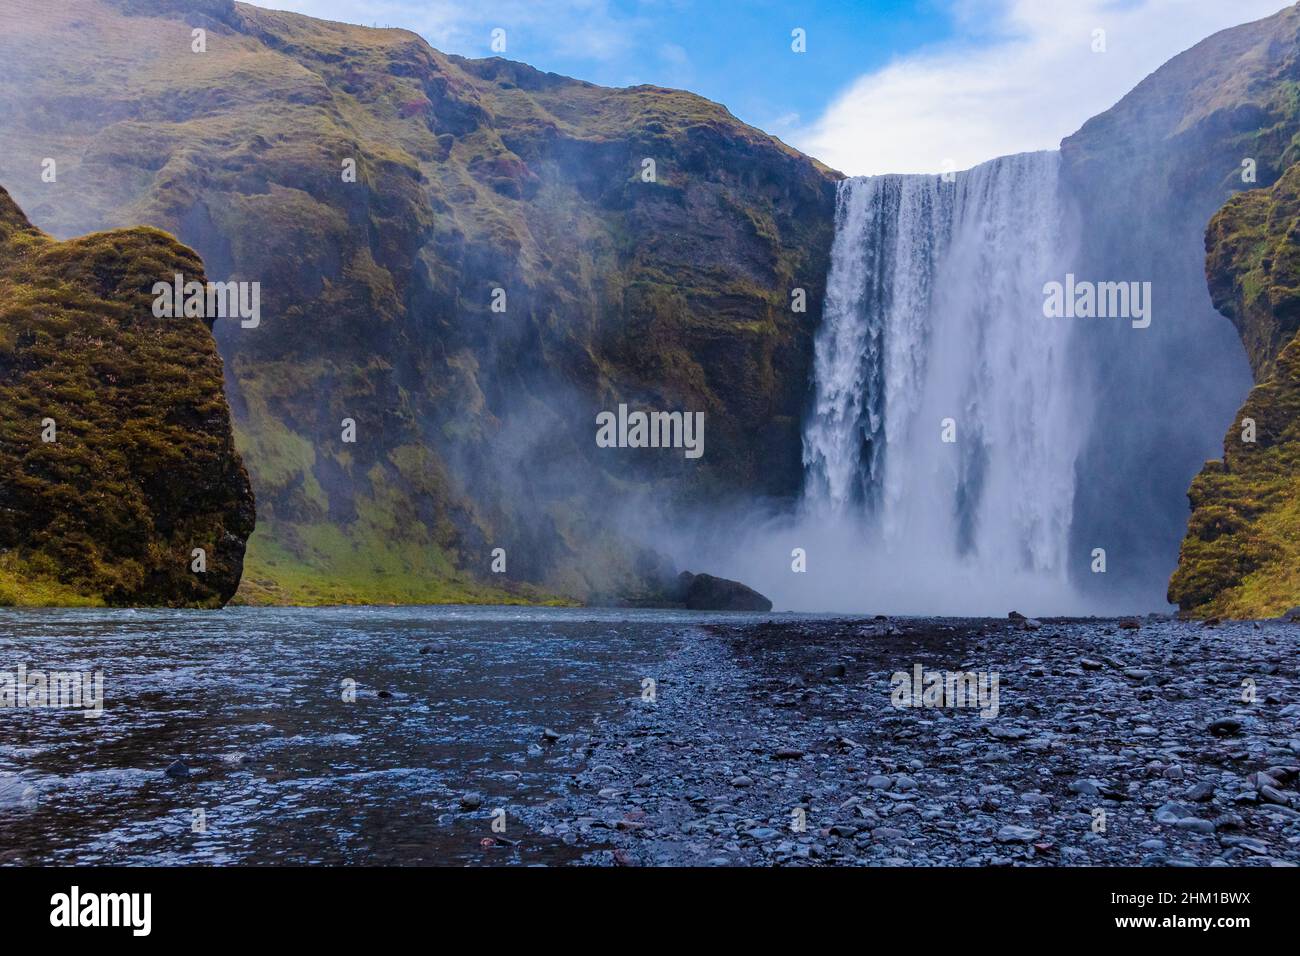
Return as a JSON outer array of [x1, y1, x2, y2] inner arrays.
[[1258, 785, 1292, 806], [539, 615, 1300, 867], [1186, 782, 1217, 802], [1208, 717, 1242, 736], [164, 760, 190, 780]]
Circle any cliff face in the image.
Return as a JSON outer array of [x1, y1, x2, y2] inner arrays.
[[0, 0, 839, 604], [1204, 164, 1300, 381], [0, 186, 254, 607], [1168, 164, 1300, 618], [1058, 3, 1300, 608]]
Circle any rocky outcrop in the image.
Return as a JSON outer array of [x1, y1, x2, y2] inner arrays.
[[677, 572, 773, 612], [0, 186, 254, 606], [1168, 164, 1300, 618], [1204, 163, 1300, 381], [0, 0, 839, 605]]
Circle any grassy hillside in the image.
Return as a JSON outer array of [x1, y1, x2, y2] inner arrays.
[[0, 0, 839, 605], [0, 185, 254, 606]]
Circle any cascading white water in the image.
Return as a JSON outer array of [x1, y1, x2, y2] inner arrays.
[[802, 151, 1082, 608]]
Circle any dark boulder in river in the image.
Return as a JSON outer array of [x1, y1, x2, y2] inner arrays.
[[678, 572, 773, 612]]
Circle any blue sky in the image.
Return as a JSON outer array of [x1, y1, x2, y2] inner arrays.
[[271, 0, 953, 136], [270, 1, 1291, 175]]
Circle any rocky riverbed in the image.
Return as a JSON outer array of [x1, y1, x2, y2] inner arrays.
[[537, 616, 1300, 866]]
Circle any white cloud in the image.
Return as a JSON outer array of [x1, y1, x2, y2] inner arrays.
[[793, 0, 1292, 177]]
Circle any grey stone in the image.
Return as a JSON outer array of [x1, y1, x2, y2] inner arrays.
[[996, 825, 1042, 843]]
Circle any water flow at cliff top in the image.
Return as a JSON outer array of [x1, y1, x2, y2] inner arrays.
[[795, 151, 1088, 615]]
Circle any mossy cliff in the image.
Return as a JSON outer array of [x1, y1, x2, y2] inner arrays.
[[1203, 163, 1300, 382], [0, 186, 254, 607], [0, 0, 839, 605], [1168, 164, 1300, 618]]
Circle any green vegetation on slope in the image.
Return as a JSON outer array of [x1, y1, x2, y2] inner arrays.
[[0, 185, 254, 607], [1204, 163, 1300, 380], [1169, 163, 1300, 618]]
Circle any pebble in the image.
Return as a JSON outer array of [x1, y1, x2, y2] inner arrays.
[[1186, 782, 1216, 802], [996, 825, 1042, 843]]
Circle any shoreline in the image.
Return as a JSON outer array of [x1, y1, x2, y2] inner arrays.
[[539, 615, 1300, 866]]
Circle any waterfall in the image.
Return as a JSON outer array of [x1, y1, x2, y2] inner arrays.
[[802, 151, 1081, 605]]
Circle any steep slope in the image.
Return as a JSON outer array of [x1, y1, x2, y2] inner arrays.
[[1168, 164, 1300, 618], [1059, 3, 1300, 608], [0, 185, 254, 606], [0, 0, 839, 605]]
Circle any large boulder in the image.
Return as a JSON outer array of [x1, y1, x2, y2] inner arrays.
[[678, 572, 773, 612]]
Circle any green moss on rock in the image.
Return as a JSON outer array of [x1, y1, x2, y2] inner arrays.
[[1205, 163, 1300, 380], [1169, 165, 1300, 618], [0, 185, 254, 606]]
